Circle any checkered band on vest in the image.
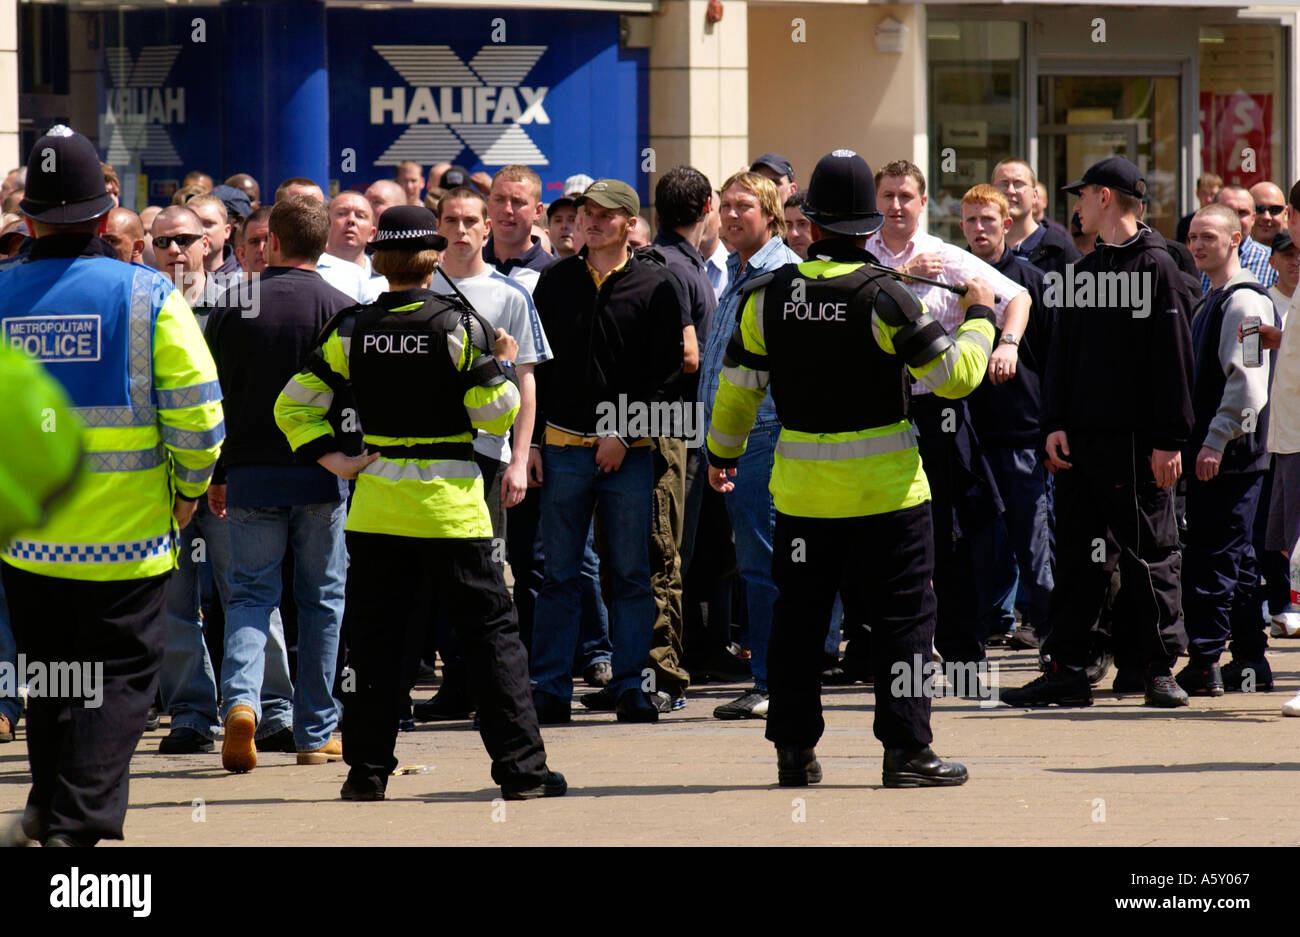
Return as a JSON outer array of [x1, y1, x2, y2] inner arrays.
[[3, 532, 173, 564]]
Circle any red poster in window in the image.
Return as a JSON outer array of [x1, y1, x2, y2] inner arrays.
[[1200, 92, 1272, 188]]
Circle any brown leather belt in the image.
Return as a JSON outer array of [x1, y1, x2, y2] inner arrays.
[[544, 427, 652, 449]]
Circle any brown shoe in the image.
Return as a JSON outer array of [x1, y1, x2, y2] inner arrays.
[[221, 705, 257, 773], [0, 713, 13, 743], [297, 735, 343, 765]]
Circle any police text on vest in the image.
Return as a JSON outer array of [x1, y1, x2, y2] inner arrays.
[[783, 301, 847, 321], [363, 333, 429, 354]]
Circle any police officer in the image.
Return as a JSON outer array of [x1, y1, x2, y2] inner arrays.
[[274, 206, 565, 801], [707, 149, 992, 787], [0, 126, 224, 845]]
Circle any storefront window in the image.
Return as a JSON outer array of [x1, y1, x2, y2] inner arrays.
[[927, 20, 1024, 244], [1197, 24, 1288, 190]]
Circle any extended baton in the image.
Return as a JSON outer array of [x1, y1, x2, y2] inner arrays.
[[864, 262, 1002, 305]]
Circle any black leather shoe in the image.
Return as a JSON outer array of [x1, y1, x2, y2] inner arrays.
[[579, 686, 616, 711], [614, 688, 659, 723], [582, 661, 612, 688], [340, 780, 385, 801], [144, 705, 161, 732], [776, 748, 821, 786], [1000, 663, 1092, 708], [502, 769, 568, 800], [1175, 660, 1224, 697], [254, 726, 296, 753], [412, 687, 471, 721], [1144, 665, 1190, 708], [532, 691, 571, 725], [882, 746, 969, 788], [1222, 656, 1273, 692], [158, 727, 214, 754]]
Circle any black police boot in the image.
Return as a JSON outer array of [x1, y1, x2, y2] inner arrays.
[[882, 746, 969, 788], [1175, 660, 1224, 697], [1000, 661, 1092, 708], [1144, 663, 1190, 708], [1222, 656, 1273, 692], [776, 748, 822, 787], [502, 769, 568, 801]]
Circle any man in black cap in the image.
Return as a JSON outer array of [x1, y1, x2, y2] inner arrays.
[[274, 205, 565, 801], [1003, 155, 1196, 710], [0, 125, 223, 844], [751, 153, 797, 203], [707, 148, 992, 787]]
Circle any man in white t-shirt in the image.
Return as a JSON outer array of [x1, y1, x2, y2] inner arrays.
[[317, 191, 388, 303], [432, 185, 552, 535], [1267, 230, 1298, 326]]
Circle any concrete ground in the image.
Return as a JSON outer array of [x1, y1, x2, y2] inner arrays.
[[2, 640, 1298, 846]]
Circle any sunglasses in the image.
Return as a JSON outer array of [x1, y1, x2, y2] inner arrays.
[[153, 233, 204, 249], [1255, 204, 1286, 217]]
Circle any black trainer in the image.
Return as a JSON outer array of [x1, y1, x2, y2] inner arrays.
[[1144, 666, 1190, 708], [255, 726, 296, 753], [579, 686, 616, 711], [1222, 657, 1273, 692], [1000, 663, 1092, 707], [882, 746, 969, 788], [614, 688, 659, 723], [776, 748, 822, 786], [1175, 661, 1224, 697], [158, 727, 214, 754], [502, 770, 568, 800], [340, 780, 385, 801]]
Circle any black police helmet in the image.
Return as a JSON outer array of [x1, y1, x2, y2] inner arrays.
[[366, 204, 448, 253], [801, 149, 885, 237], [18, 125, 116, 225]]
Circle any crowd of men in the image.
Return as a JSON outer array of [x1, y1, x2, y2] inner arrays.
[[2, 129, 1300, 843]]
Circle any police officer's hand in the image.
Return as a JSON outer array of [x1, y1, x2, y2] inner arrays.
[[493, 328, 518, 362], [1044, 430, 1072, 473], [527, 447, 544, 486], [988, 343, 1018, 385], [318, 449, 381, 480], [594, 436, 627, 473], [173, 495, 198, 529], [502, 460, 528, 508], [902, 253, 944, 280], [1195, 445, 1222, 482], [1150, 448, 1182, 488], [958, 276, 995, 311], [207, 483, 227, 519], [709, 465, 737, 493]]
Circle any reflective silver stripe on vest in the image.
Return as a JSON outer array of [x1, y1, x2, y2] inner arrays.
[[174, 461, 215, 485], [776, 427, 917, 462], [3, 531, 173, 565], [752, 287, 766, 345], [364, 458, 481, 483], [161, 421, 225, 450], [156, 379, 222, 410], [959, 325, 993, 359], [280, 376, 334, 410], [720, 364, 769, 390], [466, 389, 515, 424], [86, 443, 167, 473], [446, 324, 466, 370], [918, 343, 960, 391], [75, 267, 158, 428], [707, 425, 748, 450]]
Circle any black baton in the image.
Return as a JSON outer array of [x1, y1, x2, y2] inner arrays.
[[865, 262, 1002, 305]]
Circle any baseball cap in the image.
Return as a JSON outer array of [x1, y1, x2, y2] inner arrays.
[[563, 174, 595, 198], [209, 184, 253, 221], [751, 153, 795, 182], [546, 196, 577, 220], [575, 179, 639, 217], [1271, 230, 1295, 253], [1060, 156, 1147, 200], [439, 166, 471, 189]]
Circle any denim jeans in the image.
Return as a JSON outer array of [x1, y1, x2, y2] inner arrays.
[[577, 523, 612, 667], [984, 445, 1054, 634], [0, 576, 20, 726], [221, 501, 347, 751], [724, 420, 781, 693], [531, 444, 654, 699], [163, 499, 294, 738]]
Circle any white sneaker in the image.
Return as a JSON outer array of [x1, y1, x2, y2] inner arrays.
[[1271, 611, 1300, 638], [751, 697, 769, 718], [1283, 691, 1300, 717]]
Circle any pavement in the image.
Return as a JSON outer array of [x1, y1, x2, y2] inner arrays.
[[3, 640, 1299, 846]]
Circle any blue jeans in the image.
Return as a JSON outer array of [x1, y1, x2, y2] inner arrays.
[[725, 420, 781, 693], [163, 500, 294, 738], [578, 523, 612, 667], [221, 501, 347, 751], [0, 576, 20, 726], [532, 444, 654, 699], [985, 445, 1054, 633]]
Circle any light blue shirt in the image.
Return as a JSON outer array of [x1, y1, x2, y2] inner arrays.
[[699, 236, 801, 427]]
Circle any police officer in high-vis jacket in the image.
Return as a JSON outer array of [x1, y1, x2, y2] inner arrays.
[[707, 149, 993, 788], [274, 206, 565, 802], [0, 126, 224, 845]]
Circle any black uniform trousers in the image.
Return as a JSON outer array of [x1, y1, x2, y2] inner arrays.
[[2, 564, 168, 845], [1042, 435, 1187, 669], [1184, 471, 1269, 663], [341, 532, 547, 794], [765, 504, 936, 752]]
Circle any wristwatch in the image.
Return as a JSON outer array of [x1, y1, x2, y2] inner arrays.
[[999, 333, 1020, 346]]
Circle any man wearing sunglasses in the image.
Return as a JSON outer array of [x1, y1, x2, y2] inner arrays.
[[1250, 182, 1289, 250], [151, 208, 214, 319]]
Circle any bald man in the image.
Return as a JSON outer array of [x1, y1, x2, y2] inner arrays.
[[139, 205, 163, 268], [1249, 181, 1288, 247], [225, 173, 261, 209], [275, 178, 325, 204], [102, 207, 146, 264], [364, 178, 405, 220]]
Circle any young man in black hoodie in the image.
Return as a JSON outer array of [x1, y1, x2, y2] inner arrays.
[[1002, 157, 1195, 710], [204, 195, 355, 772]]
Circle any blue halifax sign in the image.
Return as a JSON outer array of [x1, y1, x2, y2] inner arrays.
[[327, 8, 648, 200]]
